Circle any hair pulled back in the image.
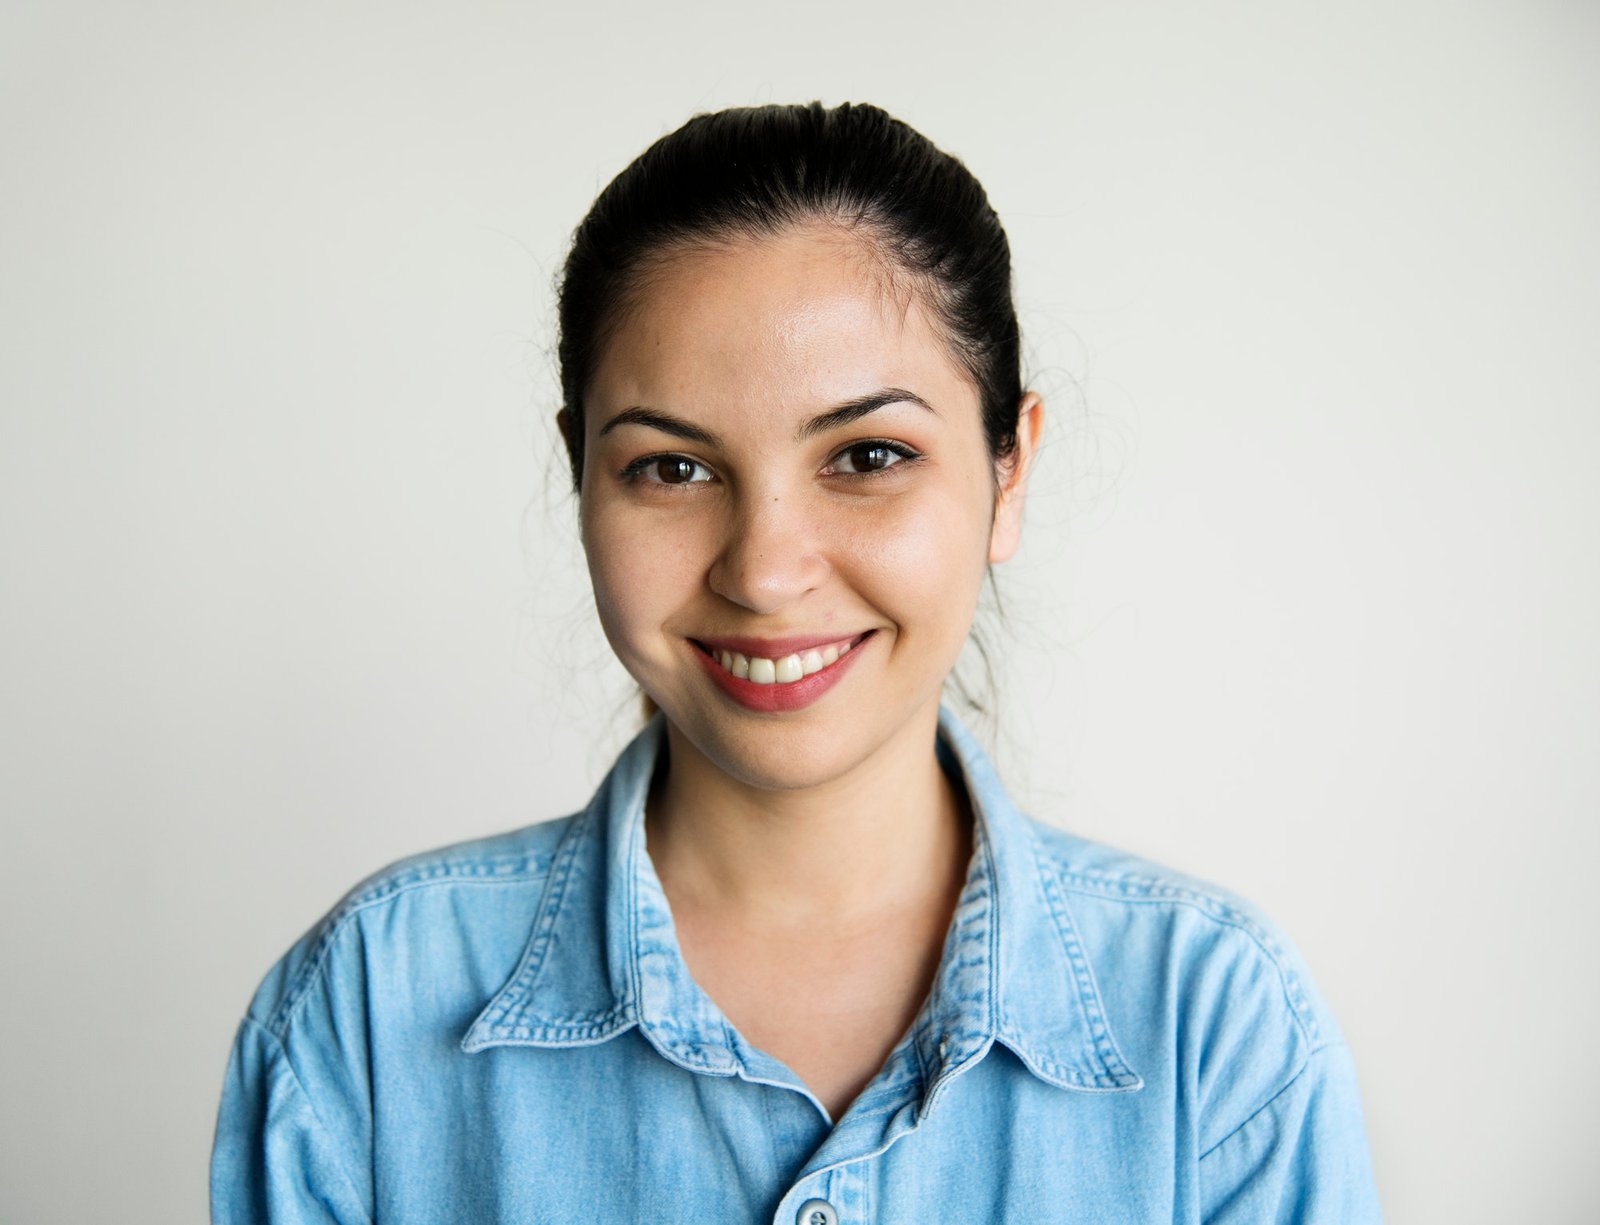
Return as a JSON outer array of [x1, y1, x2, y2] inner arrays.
[[556, 102, 1023, 491]]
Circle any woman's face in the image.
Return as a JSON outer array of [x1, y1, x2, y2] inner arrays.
[[578, 224, 1039, 792]]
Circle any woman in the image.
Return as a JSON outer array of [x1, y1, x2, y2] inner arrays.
[[212, 103, 1380, 1223]]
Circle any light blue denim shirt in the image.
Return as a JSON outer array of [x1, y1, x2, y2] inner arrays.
[[212, 708, 1380, 1222]]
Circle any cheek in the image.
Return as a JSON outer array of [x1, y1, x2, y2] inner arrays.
[[582, 505, 656, 646], [580, 502, 694, 653], [833, 479, 992, 627]]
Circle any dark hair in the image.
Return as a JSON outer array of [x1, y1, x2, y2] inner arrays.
[[555, 101, 1023, 491]]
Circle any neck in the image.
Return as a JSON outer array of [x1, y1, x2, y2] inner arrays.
[[644, 706, 971, 935]]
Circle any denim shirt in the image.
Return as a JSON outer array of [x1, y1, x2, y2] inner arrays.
[[212, 709, 1381, 1223]]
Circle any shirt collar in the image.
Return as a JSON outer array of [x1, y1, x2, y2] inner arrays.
[[928, 708, 1141, 1093], [463, 707, 1141, 1096]]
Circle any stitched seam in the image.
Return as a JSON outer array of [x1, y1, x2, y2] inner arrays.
[[242, 1015, 375, 1225], [1031, 858, 1140, 1084], [1197, 1042, 1339, 1160], [993, 1027, 1138, 1090], [982, 805, 1003, 1053], [478, 1004, 636, 1042], [919, 817, 1002, 1117], [477, 812, 596, 1030], [1044, 856, 1321, 1047], [269, 854, 556, 1037], [623, 788, 646, 1027]]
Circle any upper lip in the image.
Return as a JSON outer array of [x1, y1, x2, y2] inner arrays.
[[691, 630, 871, 658]]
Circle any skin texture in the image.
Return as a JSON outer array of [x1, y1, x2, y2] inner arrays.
[[575, 222, 1043, 1119]]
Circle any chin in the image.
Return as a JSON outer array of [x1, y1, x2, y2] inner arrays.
[[659, 679, 945, 796], [666, 704, 856, 791]]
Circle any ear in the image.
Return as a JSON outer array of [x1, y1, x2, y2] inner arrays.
[[988, 391, 1044, 564]]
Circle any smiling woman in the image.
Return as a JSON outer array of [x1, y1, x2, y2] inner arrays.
[[579, 222, 1035, 791], [210, 103, 1381, 1223]]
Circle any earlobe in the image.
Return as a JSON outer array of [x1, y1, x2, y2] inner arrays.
[[987, 392, 1045, 564]]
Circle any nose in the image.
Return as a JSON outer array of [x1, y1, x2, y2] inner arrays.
[[706, 492, 830, 614]]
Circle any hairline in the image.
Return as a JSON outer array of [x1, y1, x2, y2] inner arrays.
[[577, 211, 1005, 457]]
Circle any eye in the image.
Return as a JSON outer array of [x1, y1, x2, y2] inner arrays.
[[826, 440, 922, 476], [620, 454, 715, 486]]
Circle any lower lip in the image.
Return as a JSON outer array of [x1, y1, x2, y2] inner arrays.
[[692, 634, 872, 713]]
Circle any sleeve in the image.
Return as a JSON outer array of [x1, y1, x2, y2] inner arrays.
[[1198, 1041, 1382, 1224], [210, 1016, 372, 1225]]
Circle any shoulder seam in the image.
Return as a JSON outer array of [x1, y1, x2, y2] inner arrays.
[[1197, 1040, 1348, 1160], [1036, 849, 1324, 1047], [265, 847, 558, 1039], [239, 1014, 376, 1224]]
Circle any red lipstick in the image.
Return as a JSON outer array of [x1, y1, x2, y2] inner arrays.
[[690, 631, 873, 713]]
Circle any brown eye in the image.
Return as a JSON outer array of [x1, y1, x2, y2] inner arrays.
[[856, 445, 894, 471], [622, 454, 714, 485], [656, 457, 698, 484], [830, 441, 917, 475]]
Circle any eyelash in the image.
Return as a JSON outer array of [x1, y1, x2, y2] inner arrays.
[[617, 453, 715, 486], [617, 439, 925, 486], [827, 439, 925, 476]]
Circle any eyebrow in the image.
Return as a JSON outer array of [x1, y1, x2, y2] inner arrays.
[[597, 407, 721, 447], [795, 388, 937, 441], [597, 387, 936, 448]]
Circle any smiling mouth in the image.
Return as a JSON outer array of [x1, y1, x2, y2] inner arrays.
[[690, 632, 873, 685]]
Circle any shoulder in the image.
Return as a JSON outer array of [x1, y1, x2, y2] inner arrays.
[[1029, 822, 1333, 1037], [242, 814, 582, 1040], [1019, 818, 1346, 1145], [1024, 818, 1333, 1042]]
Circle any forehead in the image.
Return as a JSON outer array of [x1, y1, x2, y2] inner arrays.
[[588, 224, 973, 424]]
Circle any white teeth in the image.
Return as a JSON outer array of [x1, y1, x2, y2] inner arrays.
[[706, 636, 861, 685]]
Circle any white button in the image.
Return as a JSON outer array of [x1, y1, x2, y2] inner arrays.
[[797, 1199, 838, 1225]]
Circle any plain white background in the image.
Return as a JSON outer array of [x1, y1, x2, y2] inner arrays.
[[2, 1, 1596, 1220]]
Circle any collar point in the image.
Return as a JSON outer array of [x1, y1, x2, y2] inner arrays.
[[460, 1002, 638, 1053], [995, 1026, 1144, 1094]]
